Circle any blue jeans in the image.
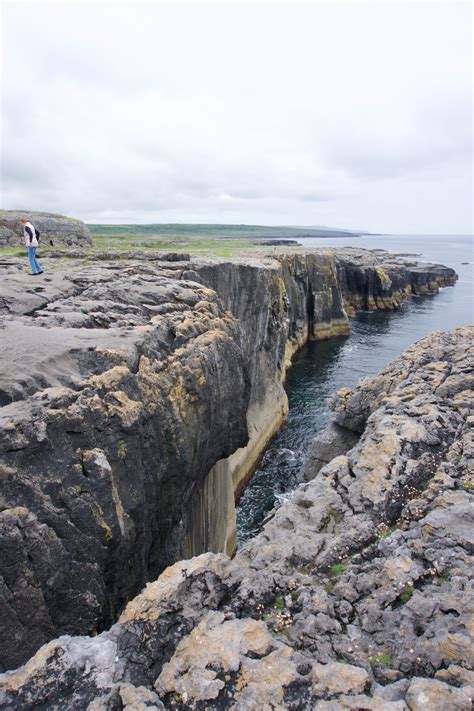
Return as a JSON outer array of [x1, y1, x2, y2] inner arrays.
[[28, 247, 43, 274]]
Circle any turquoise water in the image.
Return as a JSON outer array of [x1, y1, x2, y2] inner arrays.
[[236, 235, 473, 545]]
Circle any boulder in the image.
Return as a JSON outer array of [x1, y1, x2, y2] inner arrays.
[[0, 209, 92, 247]]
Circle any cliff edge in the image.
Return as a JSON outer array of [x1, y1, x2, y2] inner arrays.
[[1, 326, 472, 709], [0, 248, 457, 671]]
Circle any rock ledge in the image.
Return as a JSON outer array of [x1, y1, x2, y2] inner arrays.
[[1, 326, 472, 709]]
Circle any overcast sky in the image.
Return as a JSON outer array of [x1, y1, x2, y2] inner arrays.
[[1, 1, 472, 232]]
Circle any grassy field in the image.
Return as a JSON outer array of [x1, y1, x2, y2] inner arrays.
[[1, 223, 359, 259], [89, 231, 255, 257], [87, 223, 359, 256]]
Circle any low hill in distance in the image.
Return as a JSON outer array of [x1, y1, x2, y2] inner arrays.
[[86, 223, 365, 255], [88, 223, 364, 241]]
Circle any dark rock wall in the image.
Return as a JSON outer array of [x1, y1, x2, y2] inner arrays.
[[336, 251, 456, 313], [279, 253, 351, 346], [0, 265, 250, 670]]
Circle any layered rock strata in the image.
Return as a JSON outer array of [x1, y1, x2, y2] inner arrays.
[[0, 210, 92, 247], [0, 258, 250, 671], [1, 327, 472, 709], [0, 249, 456, 670]]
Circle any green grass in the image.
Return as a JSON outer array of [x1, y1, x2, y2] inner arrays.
[[1, 222, 360, 261], [330, 562, 348, 577], [0, 235, 258, 260], [435, 571, 451, 586], [0, 247, 27, 257], [87, 224, 280, 257], [28, 230, 261, 258], [89, 232, 255, 255], [273, 595, 285, 610], [87, 223, 358, 241], [398, 586, 414, 603], [368, 651, 393, 667], [378, 526, 396, 539], [86, 222, 358, 256]]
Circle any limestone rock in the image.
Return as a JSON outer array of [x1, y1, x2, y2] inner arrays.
[[155, 612, 283, 703], [1, 327, 472, 711], [88, 684, 165, 710], [0, 209, 92, 247], [0, 260, 250, 669], [0, 250, 460, 673], [304, 421, 359, 480], [405, 677, 472, 710], [0, 553, 237, 708], [231, 328, 473, 689], [311, 661, 369, 696]]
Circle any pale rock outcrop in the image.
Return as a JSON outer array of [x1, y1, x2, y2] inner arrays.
[[0, 209, 92, 247], [405, 677, 471, 711]]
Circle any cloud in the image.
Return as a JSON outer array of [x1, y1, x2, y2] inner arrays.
[[1, 1, 472, 232]]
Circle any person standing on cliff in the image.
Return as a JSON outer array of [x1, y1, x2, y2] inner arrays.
[[20, 218, 43, 275]]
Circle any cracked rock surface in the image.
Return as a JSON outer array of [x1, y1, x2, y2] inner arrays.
[[0, 326, 471, 709], [0, 258, 250, 670], [0, 248, 456, 671]]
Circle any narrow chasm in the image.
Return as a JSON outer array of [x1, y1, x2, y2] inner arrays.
[[0, 248, 459, 674], [236, 288, 467, 545]]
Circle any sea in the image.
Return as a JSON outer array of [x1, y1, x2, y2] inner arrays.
[[236, 234, 473, 545]]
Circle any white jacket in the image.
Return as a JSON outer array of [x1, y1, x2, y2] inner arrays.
[[24, 222, 38, 248]]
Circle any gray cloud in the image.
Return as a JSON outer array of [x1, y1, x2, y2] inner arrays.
[[1, 1, 472, 233]]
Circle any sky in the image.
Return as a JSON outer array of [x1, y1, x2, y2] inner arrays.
[[1, 0, 472, 232]]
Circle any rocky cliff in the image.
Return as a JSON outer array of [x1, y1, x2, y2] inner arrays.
[[0, 210, 92, 247], [1, 326, 471, 709], [0, 248, 456, 671]]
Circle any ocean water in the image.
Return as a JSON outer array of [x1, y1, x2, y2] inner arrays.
[[236, 234, 473, 545]]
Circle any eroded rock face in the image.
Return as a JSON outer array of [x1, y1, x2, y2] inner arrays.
[[0, 260, 250, 670], [335, 248, 457, 312], [0, 210, 92, 247], [0, 250, 458, 672], [0, 327, 471, 709]]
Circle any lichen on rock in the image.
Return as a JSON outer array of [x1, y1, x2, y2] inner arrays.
[[0, 246, 462, 699], [0, 325, 471, 709]]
